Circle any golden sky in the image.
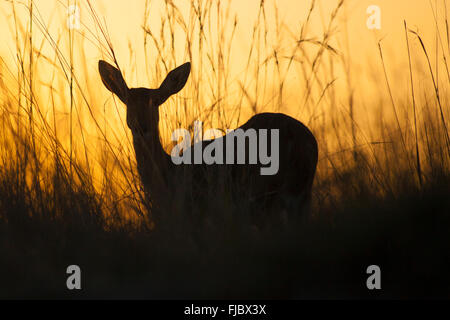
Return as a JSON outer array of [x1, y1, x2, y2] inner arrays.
[[0, 0, 439, 77], [0, 0, 445, 130], [0, 0, 446, 188]]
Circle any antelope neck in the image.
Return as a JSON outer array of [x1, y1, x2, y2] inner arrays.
[[132, 109, 173, 185]]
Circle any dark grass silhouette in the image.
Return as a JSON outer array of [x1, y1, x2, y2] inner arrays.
[[1, 158, 449, 299]]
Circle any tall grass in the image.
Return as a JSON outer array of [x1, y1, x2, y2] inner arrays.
[[0, 0, 449, 298]]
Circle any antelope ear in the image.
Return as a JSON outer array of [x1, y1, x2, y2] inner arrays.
[[158, 62, 191, 104], [98, 60, 129, 104]]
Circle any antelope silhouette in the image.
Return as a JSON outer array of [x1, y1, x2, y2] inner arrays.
[[99, 60, 318, 220]]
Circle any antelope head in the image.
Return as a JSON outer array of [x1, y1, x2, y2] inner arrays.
[[98, 60, 191, 137]]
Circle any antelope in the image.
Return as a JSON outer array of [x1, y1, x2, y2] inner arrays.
[[98, 60, 318, 221]]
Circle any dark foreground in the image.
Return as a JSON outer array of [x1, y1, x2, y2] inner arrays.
[[0, 175, 449, 299]]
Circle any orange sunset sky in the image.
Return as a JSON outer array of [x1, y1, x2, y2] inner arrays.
[[0, 0, 441, 88], [0, 0, 446, 139]]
